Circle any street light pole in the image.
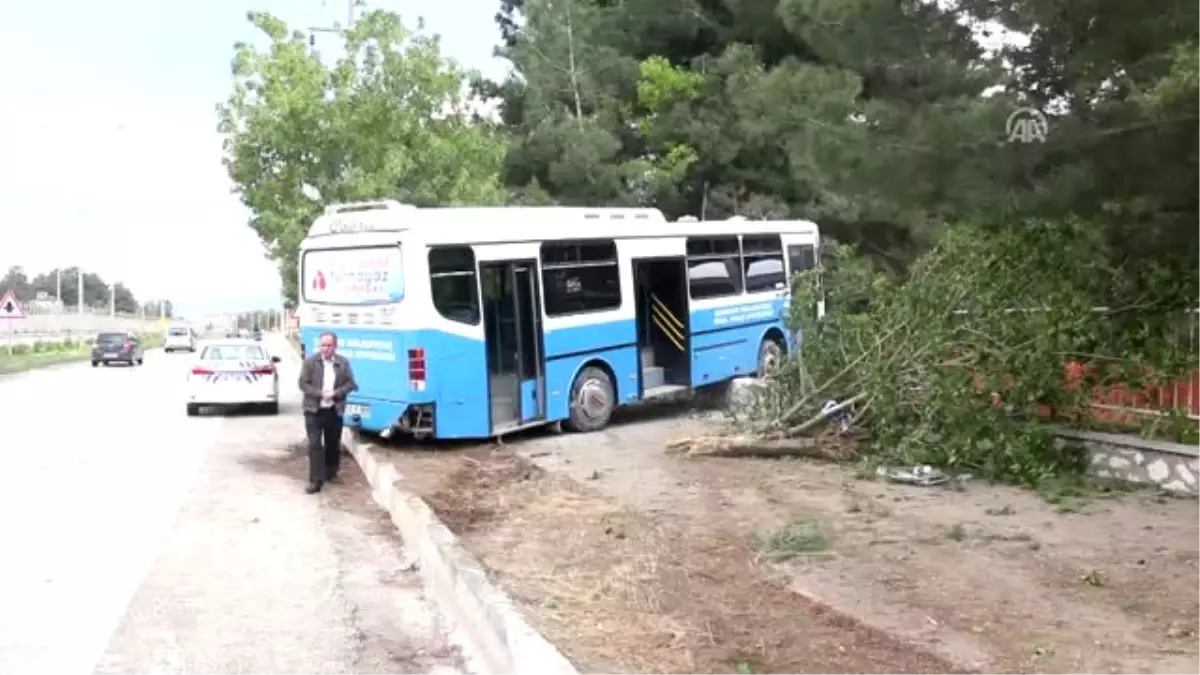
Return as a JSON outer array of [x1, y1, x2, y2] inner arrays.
[[77, 267, 84, 317]]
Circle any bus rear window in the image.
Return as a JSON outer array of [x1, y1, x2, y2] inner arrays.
[[302, 246, 404, 305]]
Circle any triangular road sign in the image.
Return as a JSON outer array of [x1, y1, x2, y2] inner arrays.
[[0, 288, 26, 319]]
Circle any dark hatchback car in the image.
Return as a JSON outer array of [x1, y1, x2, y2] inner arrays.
[[91, 331, 145, 367]]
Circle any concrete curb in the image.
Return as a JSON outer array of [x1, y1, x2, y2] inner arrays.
[[278, 333, 577, 674], [345, 435, 578, 675]]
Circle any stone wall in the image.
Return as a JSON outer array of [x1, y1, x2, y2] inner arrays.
[[726, 378, 1199, 497], [1054, 427, 1199, 496], [4, 314, 158, 337]]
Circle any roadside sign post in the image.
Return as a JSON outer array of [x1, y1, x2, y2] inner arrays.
[[0, 288, 28, 355]]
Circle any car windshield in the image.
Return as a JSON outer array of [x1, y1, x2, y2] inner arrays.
[[96, 333, 127, 344], [168, 328, 189, 336], [202, 344, 267, 361]]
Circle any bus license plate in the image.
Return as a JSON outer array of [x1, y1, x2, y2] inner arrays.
[[346, 404, 370, 419]]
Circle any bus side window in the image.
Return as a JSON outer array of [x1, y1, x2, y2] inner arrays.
[[743, 234, 785, 292], [540, 240, 621, 316], [787, 243, 822, 317], [787, 244, 816, 276], [686, 236, 743, 299], [429, 246, 481, 325]]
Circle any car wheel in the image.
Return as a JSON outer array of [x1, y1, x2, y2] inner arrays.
[[165, 348, 172, 354], [564, 365, 616, 433], [101, 361, 110, 367], [136, 357, 144, 365], [186, 404, 200, 417]]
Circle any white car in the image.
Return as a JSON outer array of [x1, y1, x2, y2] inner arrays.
[[164, 326, 196, 353], [186, 340, 281, 416]]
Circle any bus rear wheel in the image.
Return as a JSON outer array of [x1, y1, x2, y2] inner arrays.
[[757, 337, 784, 376], [565, 366, 615, 433]]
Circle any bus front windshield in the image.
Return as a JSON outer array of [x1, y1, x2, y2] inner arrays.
[[301, 245, 404, 305]]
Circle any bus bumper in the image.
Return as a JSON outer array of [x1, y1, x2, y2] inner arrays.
[[340, 397, 435, 438]]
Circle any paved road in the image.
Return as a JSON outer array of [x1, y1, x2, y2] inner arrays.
[[0, 336, 463, 674]]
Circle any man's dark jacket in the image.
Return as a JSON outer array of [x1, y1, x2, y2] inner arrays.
[[297, 353, 358, 414]]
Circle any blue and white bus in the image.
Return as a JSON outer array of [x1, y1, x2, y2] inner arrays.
[[297, 200, 820, 440]]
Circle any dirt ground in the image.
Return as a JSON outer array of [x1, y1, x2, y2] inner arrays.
[[373, 402, 1199, 675]]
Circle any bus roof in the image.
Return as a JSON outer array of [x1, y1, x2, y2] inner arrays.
[[303, 200, 819, 247]]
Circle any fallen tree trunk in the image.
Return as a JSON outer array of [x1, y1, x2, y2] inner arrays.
[[665, 434, 857, 460]]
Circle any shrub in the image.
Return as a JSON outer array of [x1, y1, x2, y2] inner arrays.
[[747, 219, 1198, 488]]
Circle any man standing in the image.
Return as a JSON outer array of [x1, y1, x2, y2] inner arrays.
[[297, 331, 358, 494]]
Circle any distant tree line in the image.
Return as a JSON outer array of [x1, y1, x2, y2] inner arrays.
[[0, 265, 173, 317], [234, 309, 283, 331]]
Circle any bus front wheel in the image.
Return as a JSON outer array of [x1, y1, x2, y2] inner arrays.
[[565, 366, 615, 433]]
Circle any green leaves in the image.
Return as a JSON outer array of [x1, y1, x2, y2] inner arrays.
[[766, 220, 1196, 489], [218, 10, 507, 302]]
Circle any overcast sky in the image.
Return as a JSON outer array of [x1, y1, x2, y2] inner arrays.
[[0, 0, 506, 316]]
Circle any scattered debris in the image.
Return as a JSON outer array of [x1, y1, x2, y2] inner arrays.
[[1080, 569, 1108, 587], [753, 519, 831, 562], [877, 464, 951, 487]]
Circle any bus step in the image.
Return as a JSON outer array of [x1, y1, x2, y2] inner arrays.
[[642, 365, 665, 390], [644, 384, 688, 400], [640, 347, 656, 368]]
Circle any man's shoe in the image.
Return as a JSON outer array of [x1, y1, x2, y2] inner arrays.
[[305, 481, 323, 494]]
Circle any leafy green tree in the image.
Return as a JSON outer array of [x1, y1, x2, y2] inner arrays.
[[487, 0, 639, 207], [492, 0, 1020, 260], [3, 267, 145, 313], [490, 0, 1197, 280], [218, 9, 509, 303], [1, 266, 31, 300], [141, 300, 174, 319]]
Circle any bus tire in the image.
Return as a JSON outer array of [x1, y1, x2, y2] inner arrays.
[[565, 366, 615, 433], [757, 337, 784, 376]]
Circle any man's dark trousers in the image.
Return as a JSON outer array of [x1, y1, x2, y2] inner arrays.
[[305, 407, 343, 483]]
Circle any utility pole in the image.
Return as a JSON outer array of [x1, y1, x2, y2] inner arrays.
[[77, 267, 84, 316], [308, 0, 357, 48], [109, 284, 115, 317]]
